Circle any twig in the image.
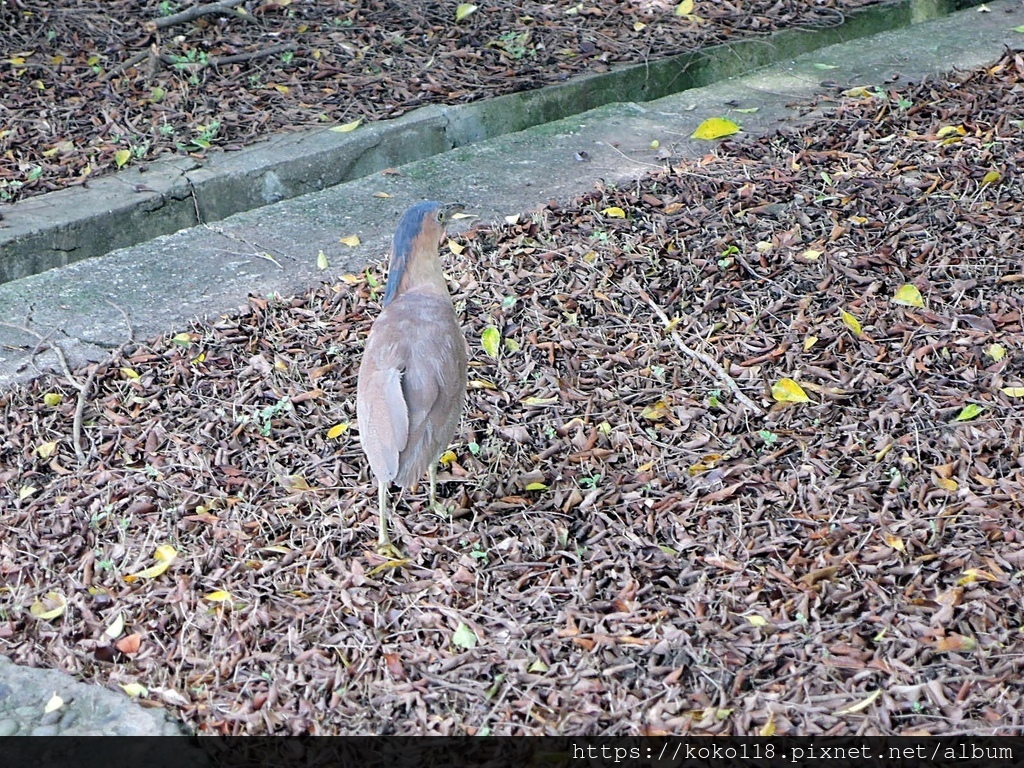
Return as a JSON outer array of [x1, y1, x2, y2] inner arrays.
[[72, 366, 98, 463], [105, 298, 136, 343], [628, 281, 764, 414], [0, 321, 96, 459], [159, 42, 297, 71], [209, 43, 296, 68], [104, 49, 150, 80], [146, 0, 246, 31]]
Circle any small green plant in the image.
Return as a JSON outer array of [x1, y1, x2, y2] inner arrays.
[[469, 543, 489, 564], [170, 48, 209, 70], [177, 120, 221, 153], [758, 429, 778, 447], [491, 30, 532, 59], [706, 389, 722, 408], [578, 472, 601, 489], [158, 0, 179, 16], [257, 400, 291, 436], [280, 50, 294, 65]]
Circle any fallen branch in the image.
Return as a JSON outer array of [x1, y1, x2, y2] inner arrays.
[[629, 281, 765, 415], [158, 42, 297, 71], [146, 0, 247, 32]]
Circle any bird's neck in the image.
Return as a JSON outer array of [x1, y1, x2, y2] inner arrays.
[[395, 254, 450, 299]]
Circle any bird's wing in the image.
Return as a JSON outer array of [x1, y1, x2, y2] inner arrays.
[[356, 363, 409, 485]]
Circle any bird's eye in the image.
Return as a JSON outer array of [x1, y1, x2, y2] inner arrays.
[[435, 210, 446, 223]]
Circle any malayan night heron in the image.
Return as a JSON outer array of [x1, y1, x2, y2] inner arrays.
[[356, 201, 468, 556]]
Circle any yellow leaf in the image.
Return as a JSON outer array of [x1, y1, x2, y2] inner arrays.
[[18, 485, 37, 500], [936, 125, 965, 138], [641, 399, 672, 421], [42, 392, 61, 408], [633, 21, 646, 31], [339, 234, 360, 247], [326, 423, 349, 439], [481, 326, 501, 358], [691, 117, 740, 140], [120, 683, 148, 698], [521, 396, 558, 406], [191, 352, 206, 364], [601, 206, 626, 218], [372, 191, 391, 198], [524, 482, 548, 491], [44, 693, 64, 714], [469, 379, 497, 390], [981, 170, 1001, 186], [675, 0, 694, 15], [120, 367, 140, 379], [113, 149, 131, 169], [447, 239, 465, 255], [842, 86, 876, 98], [439, 450, 457, 466], [837, 689, 881, 714], [272, 83, 289, 93], [958, 568, 999, 585], [204, 590, 233, 602], [801, 249, 821, 261], [30, 592, 66, 620], [840, 309, 863, 338], [759, 712, 776, 736], [455, 3, 478, 21], [803, 336, 818, 352], [848, 215, 868, 225], [317, 250, 329, 270], [124, 545, 177, 583], [986, 343, 1006, 362], [105, 612, 125, 639], [330, 119, 362, 133], [771, 378, 811, 404], [892, 283, 925, 308], [884, 533, 905, 551], [955, 403, 984, 422], [35, 441, 58, 459], [529, 658, 549, 673], [1000, 386, 1024, 398], [171, 332, 192, 346], [934, 477, 958, 492], [746, 614, 768, 628]]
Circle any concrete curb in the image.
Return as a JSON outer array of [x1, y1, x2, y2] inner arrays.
[[0, 0, 972, 282]]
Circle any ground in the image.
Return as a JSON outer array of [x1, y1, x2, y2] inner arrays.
[[2, 1, 1024, 739]]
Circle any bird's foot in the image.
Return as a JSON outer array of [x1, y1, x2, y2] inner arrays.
[[376, 540, 405, 560]]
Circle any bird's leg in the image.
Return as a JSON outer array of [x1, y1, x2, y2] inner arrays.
[[428, 462, 438, 508], [376, 481, 404, 560]]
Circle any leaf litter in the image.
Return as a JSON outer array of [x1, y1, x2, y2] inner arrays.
[[1, 50, 1023, 735], [0, 0, 879, 203]]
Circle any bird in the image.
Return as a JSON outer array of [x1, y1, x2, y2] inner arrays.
[[356, 201, 468, 557]]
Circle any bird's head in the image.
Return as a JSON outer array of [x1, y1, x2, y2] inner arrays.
[[383, 201, 465, 305]]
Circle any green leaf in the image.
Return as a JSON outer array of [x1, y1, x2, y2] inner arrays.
[[1013, 24, 1024, 33], [452, 622, 478, 649], [955, 403, 985, 422], [455, 3, 478, 21], [481, 326, 500, 358], [892, 284, 924, 308]]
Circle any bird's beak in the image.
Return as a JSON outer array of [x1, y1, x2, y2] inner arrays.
[[443, 202, 467, 217]]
